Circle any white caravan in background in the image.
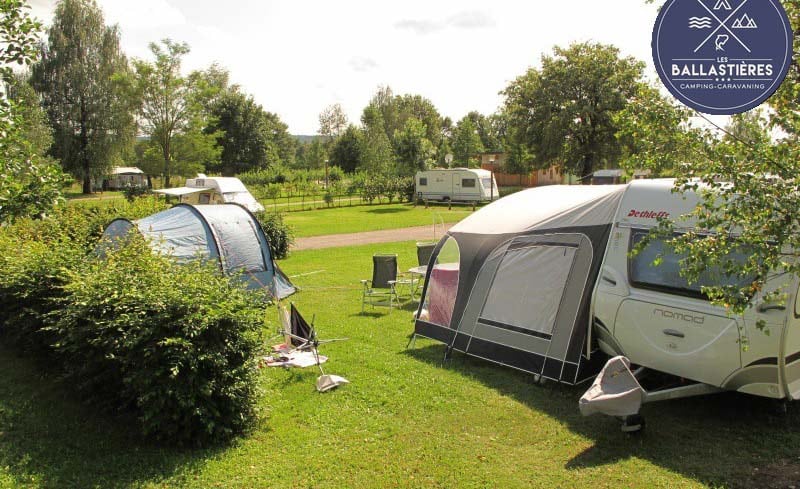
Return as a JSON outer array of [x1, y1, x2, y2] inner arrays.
[[415, 168, 499, 203], [154, 175, 264, 213]]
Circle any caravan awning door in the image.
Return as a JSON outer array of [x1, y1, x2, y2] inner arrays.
[[454, 233, 595, 383]]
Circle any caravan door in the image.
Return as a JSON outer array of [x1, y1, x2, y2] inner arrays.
[[453, 233, 596, 383], [612, 229, 743, 386]]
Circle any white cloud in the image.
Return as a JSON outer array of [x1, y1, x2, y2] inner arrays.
[[349, 57, 379, 72], [394, 19, 445, 35], [447, 10, 495, 29]]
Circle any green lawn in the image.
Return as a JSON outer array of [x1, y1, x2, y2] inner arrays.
[[283, 203, 474, 238], [0, 241, 797, 488]]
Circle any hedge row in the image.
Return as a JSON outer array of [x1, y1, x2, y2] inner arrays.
[[0, 200, 266, 446]]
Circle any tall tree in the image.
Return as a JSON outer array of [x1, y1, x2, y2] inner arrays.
[[0, 0, 66, 222], [465, 110, 504, 152], [503, 42, 643, 181], [318, 103, 348, 140], [360, 105, 394, 174], [362, 86, 443, 151], [32, 0, 135, 194], [207, 90, 293, 175], [263, 111, 296, 167], [394, 117, 434, 176], [329, 125, 362, 173], [133, 39, 219, 186], [452, 116, 484, 166]]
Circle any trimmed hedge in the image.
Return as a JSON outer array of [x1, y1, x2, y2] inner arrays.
[[0, 233, 80, 355], [0, 200, 266, 446], [50, 237, 264, 445]]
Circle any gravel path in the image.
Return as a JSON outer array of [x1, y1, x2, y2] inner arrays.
[[293, 223, 453, 251]]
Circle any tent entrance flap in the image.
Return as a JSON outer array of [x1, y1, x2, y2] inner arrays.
[[453, 233, 595, 383]]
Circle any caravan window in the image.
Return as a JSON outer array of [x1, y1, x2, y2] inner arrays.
[[629, 230, 754, 298], [421, 237, 460, 328], [462, 178, 476, 188], [481, 177, 493, 189], [419, 177, 428, 186]]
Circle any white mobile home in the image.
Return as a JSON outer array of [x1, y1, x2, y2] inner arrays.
[[153, 176, 264, 213], [97, 167, 148, 191], [415, 169, 499, 203], [410, 179, 800, 430]]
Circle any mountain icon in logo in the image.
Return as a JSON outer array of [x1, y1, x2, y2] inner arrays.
[[688, 16, 712, 28], [732, 13, 758, 29]]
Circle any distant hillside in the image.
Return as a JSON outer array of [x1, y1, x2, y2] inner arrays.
[[293, 135, 331, 144]]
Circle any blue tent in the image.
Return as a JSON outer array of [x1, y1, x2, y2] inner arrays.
[[102, 203, 295, 299]]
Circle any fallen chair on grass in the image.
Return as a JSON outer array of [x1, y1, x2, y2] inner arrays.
[[267, 303, 349, 392]]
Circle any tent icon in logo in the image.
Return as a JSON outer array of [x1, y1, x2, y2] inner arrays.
[[714, 0, 732, 10]]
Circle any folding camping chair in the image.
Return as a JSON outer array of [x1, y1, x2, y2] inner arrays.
[[416, 242, 436, 267], [360, 254, 409, 312], [274, 303, 349, 391], [409, 242, 437, 299]]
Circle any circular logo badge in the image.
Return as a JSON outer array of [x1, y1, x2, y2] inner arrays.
[[652, 0, 793, 115]]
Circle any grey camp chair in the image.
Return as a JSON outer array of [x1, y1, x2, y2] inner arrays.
[[416, 242, 436, 266], [361, 254, 403, 312], [409, 242, 437, 299]]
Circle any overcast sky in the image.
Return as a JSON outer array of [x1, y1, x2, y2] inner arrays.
[[27, 0, 663, 135]]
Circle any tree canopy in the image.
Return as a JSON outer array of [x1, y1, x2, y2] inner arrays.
[[132, 39, 220, 186], [32, 0, 135, 193], [0, 0, 66, 222], [206, 90, 295, 175], [503, 42, 644, 180]]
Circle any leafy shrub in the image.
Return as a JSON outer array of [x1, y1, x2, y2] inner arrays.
[[0, 231, 81, 354], [10, 198, 168, 249], [50, 237, 264, 445], [327, 165, 344, 183], [254, 211, 294, 259], [396, 176, 415, 203], [121, 183, 151, 202]]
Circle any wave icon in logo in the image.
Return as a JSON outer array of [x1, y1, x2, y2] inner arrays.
[[688, 16, 712, 28]]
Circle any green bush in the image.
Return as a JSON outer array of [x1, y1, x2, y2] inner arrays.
[[10, 198, 168, 250], [327, 165, 344, 183], [121, 183, 151, 202], [50, 237, 264, 445], [0, 232, 81, 354], [254, 211, 294, 259]]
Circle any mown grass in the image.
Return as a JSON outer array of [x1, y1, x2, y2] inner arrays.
[[283, 203, 473, 238], [0, 240, 799, 488]]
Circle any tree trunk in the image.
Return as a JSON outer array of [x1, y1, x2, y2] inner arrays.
[[581, 156, 593, 185], [163, 137, 171, 188], [80, 99, 92, 194]]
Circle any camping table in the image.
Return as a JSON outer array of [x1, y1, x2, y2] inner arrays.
[[407, 266, 428, 300]]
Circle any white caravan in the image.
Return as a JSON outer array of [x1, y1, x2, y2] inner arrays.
[[411, 178, 800, 431], [415, 168, 499, 203], [584, 178, 800, 429], [154, 175, 264, 213]]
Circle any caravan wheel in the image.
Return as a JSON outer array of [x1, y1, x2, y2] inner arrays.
[[621, 414, 645, 434]]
